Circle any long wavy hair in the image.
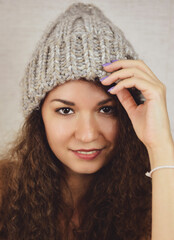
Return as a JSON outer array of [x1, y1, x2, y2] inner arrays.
[[0, 80, 152, 240]]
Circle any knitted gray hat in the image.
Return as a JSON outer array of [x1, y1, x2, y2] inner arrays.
[[22, 2, 138, 117]]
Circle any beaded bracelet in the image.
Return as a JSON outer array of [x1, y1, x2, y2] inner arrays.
[[145, 166, 174, 178]]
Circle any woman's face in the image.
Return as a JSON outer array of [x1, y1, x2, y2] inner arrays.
[[42, 80, 119, 175]]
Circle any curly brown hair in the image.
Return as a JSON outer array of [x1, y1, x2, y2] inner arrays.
[[0, 82, 152, 240]]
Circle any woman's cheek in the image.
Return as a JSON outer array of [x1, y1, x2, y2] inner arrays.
[[98, 117, 119, 141], [49, 118, 73, 139]]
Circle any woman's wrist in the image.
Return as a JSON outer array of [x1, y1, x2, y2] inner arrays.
[[146, 139, 174, 170]]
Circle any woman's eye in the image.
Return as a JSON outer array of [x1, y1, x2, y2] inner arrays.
[[56, 108, 74, 115], [100, 106, 115, 114]]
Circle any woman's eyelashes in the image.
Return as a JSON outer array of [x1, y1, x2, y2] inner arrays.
[[99, 106, 116, 115], [55, 106, 116, 116], [55, 107, 74, 115]]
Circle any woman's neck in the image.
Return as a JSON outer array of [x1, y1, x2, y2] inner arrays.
[[60, 168, 93, 231], [66, 170, 93, 207]]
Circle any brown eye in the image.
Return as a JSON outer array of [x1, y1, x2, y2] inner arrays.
[[100, 106, 114, 114], [56, 108, 74, 115]]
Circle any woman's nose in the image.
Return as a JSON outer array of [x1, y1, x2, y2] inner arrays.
[[75, 114, 99, 143]]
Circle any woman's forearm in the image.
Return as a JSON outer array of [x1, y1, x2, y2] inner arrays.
[[147, 141, 174, 240]]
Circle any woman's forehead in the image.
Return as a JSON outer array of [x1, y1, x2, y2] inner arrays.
[[46, 79, 110, 99]]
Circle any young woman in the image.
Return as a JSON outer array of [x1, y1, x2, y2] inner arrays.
[[0, 3, 174, 240]]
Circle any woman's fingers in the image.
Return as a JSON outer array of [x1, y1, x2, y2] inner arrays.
[[100, 59, 166, 102], [108, 76, 165, 102], [103, 59, 158, 80], [100, 67, 157, 86], [116, 88, 138, 115]]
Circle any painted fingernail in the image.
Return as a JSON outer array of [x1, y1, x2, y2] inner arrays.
[[100, 76, 108, 82], [108, 86, 115, 92], [102, 60, 118, 67], [111, 59, 118, 63], [102, 62, 112, 67]]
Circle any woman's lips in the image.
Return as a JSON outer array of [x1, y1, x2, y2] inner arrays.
[[71, 149, 103, 160]]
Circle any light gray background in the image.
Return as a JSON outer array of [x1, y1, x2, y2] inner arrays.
[[0, 0, 174, 151]]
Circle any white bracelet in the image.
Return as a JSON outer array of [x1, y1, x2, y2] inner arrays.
[[145, 166, 174, 178]]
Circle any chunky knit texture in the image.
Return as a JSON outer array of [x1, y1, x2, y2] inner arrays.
[[21, 2, 138, 116]]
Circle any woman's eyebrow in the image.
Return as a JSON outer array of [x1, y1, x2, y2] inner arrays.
[[51, 99, 75, 106], [50, 98, 113, 106], [97, 98, 113, 106]]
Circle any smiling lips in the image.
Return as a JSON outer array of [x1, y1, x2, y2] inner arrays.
[[72, 148, 104, 160]]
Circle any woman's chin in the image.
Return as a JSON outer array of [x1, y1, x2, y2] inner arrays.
[[64, 164, 103, 176]]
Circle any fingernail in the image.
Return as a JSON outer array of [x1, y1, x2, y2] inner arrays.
[[108, 86, 115, 92], [102, 62, 112, 67], [100, 76, 108, 82], [111, 59, 118, 63], [102, 60, 118, 67]]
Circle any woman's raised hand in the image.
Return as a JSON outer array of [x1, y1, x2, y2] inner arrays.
[[100, 60, 173, 152]]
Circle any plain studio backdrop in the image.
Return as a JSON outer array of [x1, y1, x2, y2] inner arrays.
[[0, 0, 174, 151]]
